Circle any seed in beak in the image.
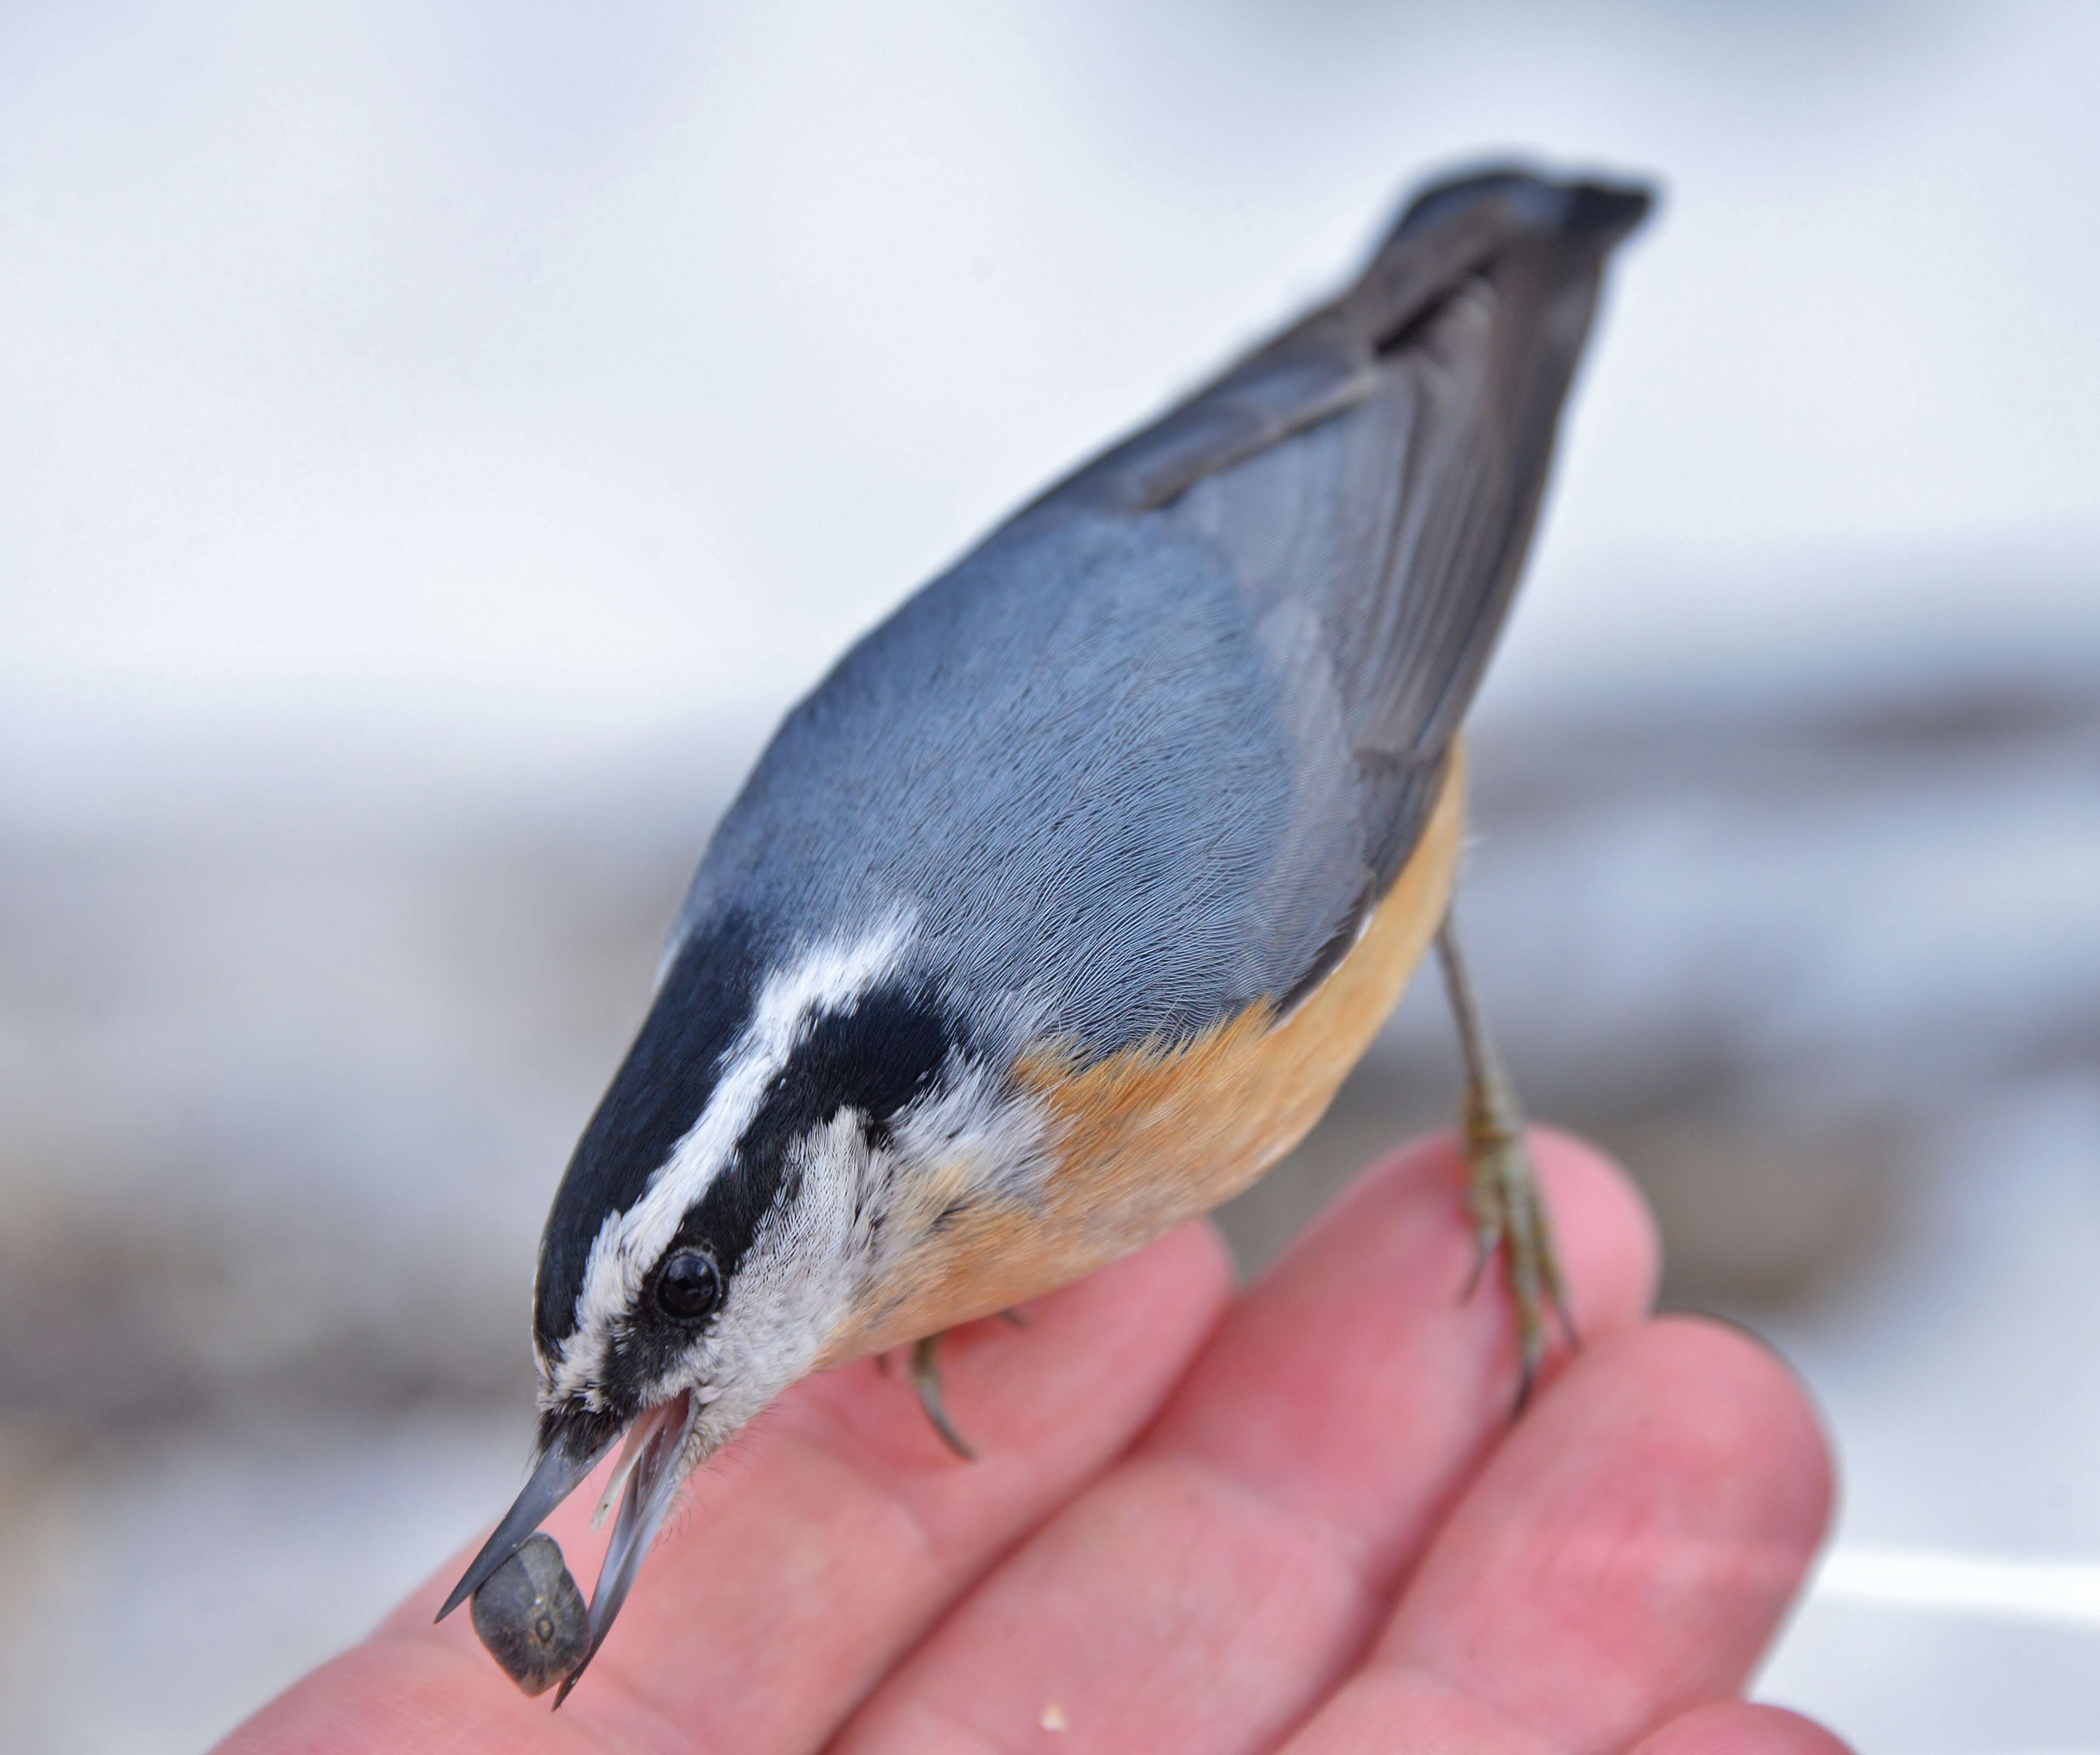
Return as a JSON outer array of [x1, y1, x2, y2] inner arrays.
[[468, 1532, 590, 1696]]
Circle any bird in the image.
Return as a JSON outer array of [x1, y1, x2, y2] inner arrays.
[[438, 162, 1653, 1704]]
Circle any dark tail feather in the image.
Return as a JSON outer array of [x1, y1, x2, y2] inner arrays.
[[1039, 162, 1654, 518], [1386, 165, 1654, 254]]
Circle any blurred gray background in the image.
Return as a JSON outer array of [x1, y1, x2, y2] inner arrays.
[[3, 4, 2097, 1750]]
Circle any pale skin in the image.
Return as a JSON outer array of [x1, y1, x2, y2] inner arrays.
[[217, 1132, 1849, 1755]]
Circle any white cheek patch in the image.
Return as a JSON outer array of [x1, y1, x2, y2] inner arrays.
[[620, 1115, 870, 1451], [890, 1056, 1055, 1207], [543, 912, 915, 1405], [691, 1115, 863, 1393]]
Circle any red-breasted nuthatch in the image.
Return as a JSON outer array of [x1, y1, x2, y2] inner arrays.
[[438, 164, 1653, 1702]]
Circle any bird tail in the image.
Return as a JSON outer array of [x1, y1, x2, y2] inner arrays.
[[1043, 164, 1654, 518], [1321, 164, 1656, 371], [1384, 165, 1653, 253]]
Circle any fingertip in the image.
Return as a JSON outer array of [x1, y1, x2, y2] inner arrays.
[[977, 1215, 1234, 1394], [1630, 1315, 1837, 1551], [1507, 1316, 1836, 1589], [1631, 1701, 1857, 1755], [1382, 1315, 1836, 1742], [1005, 1211, 1237, 1343], [1298, 1127, 1660, 1341], [1528, 1124, 1663, 1329], [1099, 1212, 1238, 1322], [794, 1210, 1237, 1480]]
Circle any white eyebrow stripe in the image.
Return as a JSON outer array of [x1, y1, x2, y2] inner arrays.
[[548, 912, 916, 1402]]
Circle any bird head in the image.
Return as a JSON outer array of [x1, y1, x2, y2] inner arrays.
[[439, 909, 1050, 1692]]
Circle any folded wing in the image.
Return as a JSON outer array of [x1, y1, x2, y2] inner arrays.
[[1044, 169, 1652, 995]]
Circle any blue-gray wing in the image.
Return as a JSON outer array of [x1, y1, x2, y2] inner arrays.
[[1051, 169, 1652, 905], [680, 169, 1651, 1055]]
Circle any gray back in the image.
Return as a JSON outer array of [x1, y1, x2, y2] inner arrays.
[[674, 168, 1652, 1060]]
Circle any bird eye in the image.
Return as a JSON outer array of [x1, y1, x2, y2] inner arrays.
[[653, 1249, 722, 1323]]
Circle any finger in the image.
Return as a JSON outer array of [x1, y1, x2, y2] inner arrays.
[[1632, 1703, 1855, 1755], [214, 1219, 1233, 1755], [1282, 1319, 1832, 1755], [833, 1130, 1660, 1755]]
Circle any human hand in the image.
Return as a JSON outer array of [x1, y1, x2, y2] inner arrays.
[[217, 1131, 1843, 1754]]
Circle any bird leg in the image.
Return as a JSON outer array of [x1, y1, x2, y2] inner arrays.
[[908, 1332, 977, 1461], [1434, 913, 1577, 1410]]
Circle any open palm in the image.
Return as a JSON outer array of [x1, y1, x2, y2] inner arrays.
[[220, 1132, 1843, 1755]]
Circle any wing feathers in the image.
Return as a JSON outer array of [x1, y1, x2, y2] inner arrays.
[[1049, 167, 1652, 913], [1044, 169, 1649, 523]]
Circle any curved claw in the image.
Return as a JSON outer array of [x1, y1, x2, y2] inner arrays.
[[908, 1333, 977, 1462], [1436, 917, 1577, 1416], [1461, 1109, 1578, 1414]]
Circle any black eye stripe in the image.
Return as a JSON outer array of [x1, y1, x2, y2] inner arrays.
[[662, 980, 960, 1291], [557, 980, 969, 1408], [535, 913, 765, 1353], [771, 984, 955, 1141]]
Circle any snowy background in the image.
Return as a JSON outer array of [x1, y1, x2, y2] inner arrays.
[[3, 4, 2097, 1749]]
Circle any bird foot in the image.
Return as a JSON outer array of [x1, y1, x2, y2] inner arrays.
[[908, 1332, 977, 1461], [1461, 1112, 1577, 1412]]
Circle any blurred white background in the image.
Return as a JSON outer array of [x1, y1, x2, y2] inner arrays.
[[2, 3, 2097, 1750]]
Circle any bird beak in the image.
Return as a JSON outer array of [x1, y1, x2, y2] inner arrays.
[[553, 1390, 697, 1703], [436, 1423, 615, 1623], [436, 1391, 698, 1705]]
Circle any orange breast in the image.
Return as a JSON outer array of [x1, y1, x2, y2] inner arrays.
[[829, 748, 1464, 1361]]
